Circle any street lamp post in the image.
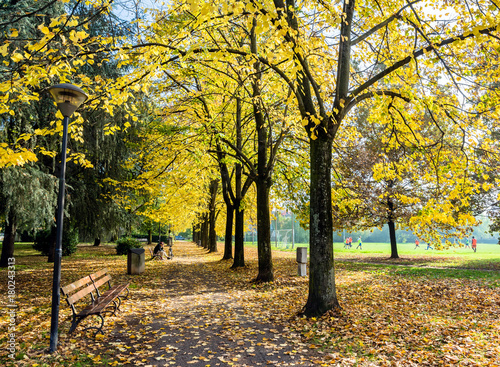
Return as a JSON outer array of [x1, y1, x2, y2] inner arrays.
[[47, 84, 87, 353]]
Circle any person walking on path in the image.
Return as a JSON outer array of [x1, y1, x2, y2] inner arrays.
[[414, 239, 420, 249], [356, 237, 362, 250], [472, 236, 477, 252]]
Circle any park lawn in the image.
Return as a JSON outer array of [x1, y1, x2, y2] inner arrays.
[[249, 240, 500, 270], [0, 242, 499, 366]]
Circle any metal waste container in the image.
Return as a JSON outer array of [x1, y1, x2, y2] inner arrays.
[[296, 247, 307, 276], [127, 248, 145, 275]]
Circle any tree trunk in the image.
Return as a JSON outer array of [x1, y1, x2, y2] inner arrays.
[[222, 204, 234, 259], [47, 226, 57, 263], [255, 178, 273, 282], [250, 20, 274, 281], [0, 213, 16, 268], [93, 237, 101, 247], [303, 137, 340, 316], [387, 196, 399, 258], [201, 214, 209, 249], [148, 229, 152, 244], [232, 201, 245, 268], [388, 220, 398, 258], [193, 222, 198, 244], [208, 179, 219, 253]]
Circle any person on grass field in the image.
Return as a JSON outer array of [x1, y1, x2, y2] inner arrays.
[[464, 238, 470, 248], [414, 239, 420, 249], [471, 236, 477, 253], [426, 242, 433, 250], [356, 237, 362, 250]]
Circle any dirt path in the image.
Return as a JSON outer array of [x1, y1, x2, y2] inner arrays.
[[107, 242, 326, 366]]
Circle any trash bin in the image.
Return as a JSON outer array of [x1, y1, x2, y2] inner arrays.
[[127, 248, 145, 275], [296, 247, 307, 276]]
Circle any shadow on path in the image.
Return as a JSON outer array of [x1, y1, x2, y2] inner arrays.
[[108, 242, 324, 366]]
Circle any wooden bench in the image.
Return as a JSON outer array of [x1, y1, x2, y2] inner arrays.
[[61, 268, 129, 336], [148, 246, 162, 260]]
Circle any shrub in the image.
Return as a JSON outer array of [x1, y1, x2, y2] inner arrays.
[[33, 225, 79, 257], [115, 237, 142, 255]]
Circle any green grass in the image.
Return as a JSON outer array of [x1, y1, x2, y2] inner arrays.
[[8, 239, 500, 272], [244, 240, 500, 270], [335, 261, 500, 285]]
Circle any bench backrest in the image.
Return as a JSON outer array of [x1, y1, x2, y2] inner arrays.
[[89, 268, 112, 297], [61, 275, 96, 313]]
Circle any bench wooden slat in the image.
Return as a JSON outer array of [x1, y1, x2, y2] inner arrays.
[[61, 268, 129, 336], [61, 275, 92, 295], [66, 283, 96, 305], [79, 297, 115, 316], [99, 283, 129, 299], [92, 275, 112, 289], [90, 268, 108, 280]]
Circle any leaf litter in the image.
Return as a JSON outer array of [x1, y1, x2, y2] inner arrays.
[[0, 242, 499, 366]]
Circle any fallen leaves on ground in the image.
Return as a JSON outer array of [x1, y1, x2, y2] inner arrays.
[[0, 242, 499, 366]]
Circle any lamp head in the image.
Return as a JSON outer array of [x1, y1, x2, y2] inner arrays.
[[48, 83, 88, 117]]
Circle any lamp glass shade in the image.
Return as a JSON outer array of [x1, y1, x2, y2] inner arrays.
[[48, 83, 88, 117]]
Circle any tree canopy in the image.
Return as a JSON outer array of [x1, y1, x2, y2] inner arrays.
[[1, 0, 500, 315]]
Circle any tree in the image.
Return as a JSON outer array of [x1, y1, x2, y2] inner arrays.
[[0, 166, 57, 267], [4, 0, 500, 317], [137, 0, 500, 315]]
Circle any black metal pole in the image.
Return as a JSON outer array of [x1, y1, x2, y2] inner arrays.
[[49, 115, 69, 353]]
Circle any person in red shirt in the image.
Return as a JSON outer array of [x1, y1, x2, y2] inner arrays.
[[414, 239, 420, 249], [471, 236, 477, 253]]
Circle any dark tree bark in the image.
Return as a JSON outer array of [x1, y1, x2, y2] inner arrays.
[[214, 97, 253, 266], [255, 178, 273, 281], [232, 201, 245, 268], [250, 18, 274, 281], [222, 204, 234, 259], [193, 222, 200, 245], [93, 237, 101, 247], [280, 0, 352, 315], [303, 136, 340, 316], [148, 229, 153, 245], [387, 196, 399, 258], [208, 179, 219, 253], [201, 214, 209, 249], [0, 212, 16, 268]]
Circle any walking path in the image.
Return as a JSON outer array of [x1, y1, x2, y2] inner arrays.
[[107, 242, 326, 366]]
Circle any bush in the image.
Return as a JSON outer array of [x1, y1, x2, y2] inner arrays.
[[115, 237, 142, 255], [33, 225, 79, 257]]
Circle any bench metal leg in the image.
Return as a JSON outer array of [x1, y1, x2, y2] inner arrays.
[[115, 296, 122, 312], [120, 288, 130, 300], [82, 314, 105, 337], [68, 315, 85, 334], [69, 314, 105, 336]]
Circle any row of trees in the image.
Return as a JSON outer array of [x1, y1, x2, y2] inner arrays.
[[2, 0, 500, 316], [0, 0, 145, 265]]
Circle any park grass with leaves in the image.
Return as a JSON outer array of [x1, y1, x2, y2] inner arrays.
[[1, 242, 499, 366]]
